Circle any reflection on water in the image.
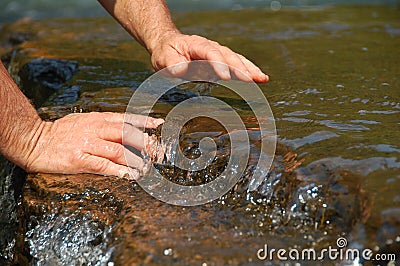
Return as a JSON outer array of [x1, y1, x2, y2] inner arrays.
[[0, 4, 399, 265]]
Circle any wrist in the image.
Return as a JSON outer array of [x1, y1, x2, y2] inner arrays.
[[146, 29, 181, 55], [2, 117, 48, 172], [23, 119, 51, 172]]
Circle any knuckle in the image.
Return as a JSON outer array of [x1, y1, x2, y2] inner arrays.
[[112, 144, 125, 160], [227, 53, 240, 62], [74, 152, 89, 166], [89, 111, 101, 117], [211, 40, 221, 46], [90, 159, 110, 173], [220, 45, 231, 52], [190, 34, 205, 41], [93, 121, 108, 135], [205, 48, 222, 57], [81, 137, 91, 150]]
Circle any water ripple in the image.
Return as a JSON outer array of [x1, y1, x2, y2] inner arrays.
[[318, 120, 370, 131], [282, 131, 339, 149], [297, 157, 400, 178], [348, 144, 400, 153]]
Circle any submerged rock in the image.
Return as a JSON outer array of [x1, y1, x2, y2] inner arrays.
[[1, 6, 399, 264], [18, 58, 79, 107], [19, 129, 372, 265]]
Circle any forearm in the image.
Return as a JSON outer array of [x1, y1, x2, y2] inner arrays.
[[98, 0, 180, 53], [0, 62, 44, 170]]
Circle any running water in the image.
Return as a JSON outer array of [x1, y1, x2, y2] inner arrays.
[[0, 4, 399, 265], [1, 0, 399, 22]]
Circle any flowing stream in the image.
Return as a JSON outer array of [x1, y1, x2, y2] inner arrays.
[[0, 4, 399, 265]]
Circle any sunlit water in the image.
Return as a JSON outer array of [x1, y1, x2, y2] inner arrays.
[[1, 0, 399, 22], [0, 4, 399, 265]]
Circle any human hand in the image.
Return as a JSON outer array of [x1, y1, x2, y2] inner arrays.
[[24, 112, 164, 179], [150, 33, 269, 83]]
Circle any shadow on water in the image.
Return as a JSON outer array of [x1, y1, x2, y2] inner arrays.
[[0, 4, 399, 265]]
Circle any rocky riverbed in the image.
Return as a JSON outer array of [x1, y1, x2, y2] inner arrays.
[[1, 5, 399, 265]]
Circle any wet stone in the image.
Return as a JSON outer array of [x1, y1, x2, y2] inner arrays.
[[0, 5, 399, 265], [19, 137, 371, 265], [18, 58, 79, 107]]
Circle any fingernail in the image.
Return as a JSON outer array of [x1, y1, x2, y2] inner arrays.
[[258, 70, 269, 82], [120, 168, 140, 180], [118, 169, 133, 180]]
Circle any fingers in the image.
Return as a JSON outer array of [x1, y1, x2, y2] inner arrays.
[[85, 139, 144, 170], [82, 154, 140, 180], [30, 112, 163, 179], [206, 43, 268, 83], [92, 117, 163, 164], [237, 54, 269, 83], [153, 50, 189, 76], [156, 34, 270, 83], [80, 111, 164, 156], [186, 37, 231, 80], [93, 120, 154, 154], [219, 46, 253, 82], [84, 113, 163, 150], [124, 113, 164, 129], [123, 124, 148, 151], [75, 112, 163, 174], [82, 139, 144, 180], [95, 112, 164, 128]]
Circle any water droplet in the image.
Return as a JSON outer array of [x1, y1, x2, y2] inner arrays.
[[386, 239, 394, 245], [163, 248, 173, 256]]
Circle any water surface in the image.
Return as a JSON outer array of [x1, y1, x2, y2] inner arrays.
[[0, 4, 399, 265]]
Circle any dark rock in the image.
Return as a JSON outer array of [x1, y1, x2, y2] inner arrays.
[[44, 85, 82, 106], [370, 208, 400, 265], [7, 31, 34, 46], [18, 58, 79, 107]]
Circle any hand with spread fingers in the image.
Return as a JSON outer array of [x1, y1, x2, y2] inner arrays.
[[1, 63, 162, 179], [150, 33, 269, 83], [24, 113, 164, 179]]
